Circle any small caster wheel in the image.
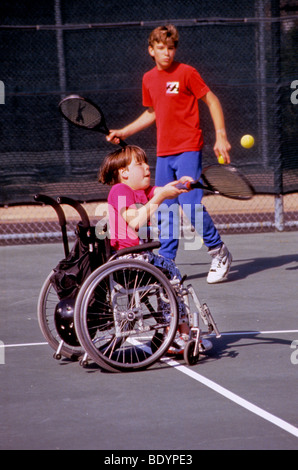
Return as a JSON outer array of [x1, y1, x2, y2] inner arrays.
[[184, 340, 199, 366], [79, 359, 89, 368], [53, 353, 62, 360]]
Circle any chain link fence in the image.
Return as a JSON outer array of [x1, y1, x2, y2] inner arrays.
[[0, 0, 298, 245]]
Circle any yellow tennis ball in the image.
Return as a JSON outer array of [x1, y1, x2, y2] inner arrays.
[[241, 134, 254, 149], [218, 155, 225, 164]]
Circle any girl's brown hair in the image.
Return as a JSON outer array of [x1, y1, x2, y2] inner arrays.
[[98, 145, 148, 185]]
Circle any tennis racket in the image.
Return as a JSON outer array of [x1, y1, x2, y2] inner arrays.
[[59, 94, 127, 148], [176, 164, 255, 200]]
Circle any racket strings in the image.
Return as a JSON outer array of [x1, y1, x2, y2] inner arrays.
[[61, 99, 103, 129], [203, 166, 254, 199]]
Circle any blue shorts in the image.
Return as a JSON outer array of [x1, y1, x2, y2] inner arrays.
[[155, 151, 221, 259]]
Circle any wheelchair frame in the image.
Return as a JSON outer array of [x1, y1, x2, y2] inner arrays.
[[35, 194, 220, 372]]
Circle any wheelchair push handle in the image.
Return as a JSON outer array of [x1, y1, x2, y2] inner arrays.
[[34, 194, 69, 256], [57, 196, 90, 228], [34, 194, 66, 227]]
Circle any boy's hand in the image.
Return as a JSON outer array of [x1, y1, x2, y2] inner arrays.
[[214, 131, 231, 164], [201, 91, 231, 164], [106, 130, 125, 145]]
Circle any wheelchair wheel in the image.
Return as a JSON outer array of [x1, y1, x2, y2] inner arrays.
[[74, 259, 179, 372], [37, 271, 84, 360]]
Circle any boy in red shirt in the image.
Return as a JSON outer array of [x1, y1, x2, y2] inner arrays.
[[107, 25, 232, 284]]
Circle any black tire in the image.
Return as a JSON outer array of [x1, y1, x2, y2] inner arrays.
[[37, 271, 84, 360], [74, 259, 179, 372], [184, 339, 200, 366]]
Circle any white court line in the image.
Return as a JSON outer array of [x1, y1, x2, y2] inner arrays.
[[131, 330, 298, 440], [0, 342, 48, 348], [221, 330, 298, 336], [2, 331, 298, 438], [161, 356, 298, 439]]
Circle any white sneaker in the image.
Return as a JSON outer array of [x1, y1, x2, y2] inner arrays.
[[199, 338, 213, 353], [167, 333, 189, 355], [207, 243, 232, 284]]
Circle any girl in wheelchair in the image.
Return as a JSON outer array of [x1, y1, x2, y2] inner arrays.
[[98, 144, 212, 355]]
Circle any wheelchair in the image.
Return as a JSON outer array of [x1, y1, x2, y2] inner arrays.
[[35, 194, 221, 372]]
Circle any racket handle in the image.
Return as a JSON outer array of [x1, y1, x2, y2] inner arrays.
[[176, 181, 193, 190], [119, 139, 127, 148]]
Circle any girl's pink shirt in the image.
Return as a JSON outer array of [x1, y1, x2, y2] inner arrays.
[[107, 183, 155, 250]]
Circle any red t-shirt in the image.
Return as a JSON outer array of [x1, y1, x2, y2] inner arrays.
[[142, 62, 210, 156], [108, 183, 156, 250]]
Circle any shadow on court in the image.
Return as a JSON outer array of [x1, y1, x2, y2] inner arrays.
[[184, 253, 298, 282]]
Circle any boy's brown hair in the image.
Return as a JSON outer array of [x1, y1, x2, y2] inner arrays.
[[148, 24, 179, 48], [99, 145, 148, 185]]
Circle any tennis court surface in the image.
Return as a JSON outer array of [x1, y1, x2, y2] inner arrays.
[[1, 231, 297, 450]]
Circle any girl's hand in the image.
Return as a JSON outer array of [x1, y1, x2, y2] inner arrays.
[[160, 177, 194, 199]]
